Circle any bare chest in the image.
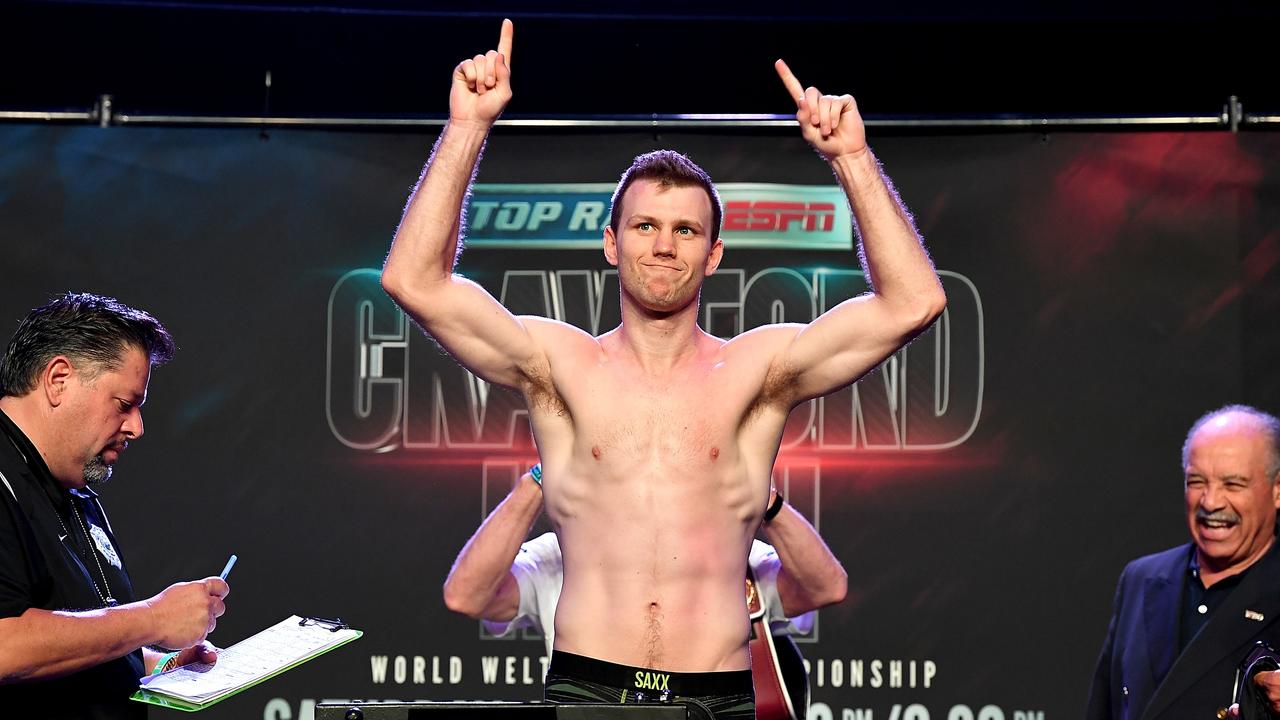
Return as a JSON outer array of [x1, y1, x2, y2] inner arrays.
[[566, 361, 752, 466]]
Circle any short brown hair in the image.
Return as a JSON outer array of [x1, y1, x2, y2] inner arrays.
[[608, 150, 722, 241]]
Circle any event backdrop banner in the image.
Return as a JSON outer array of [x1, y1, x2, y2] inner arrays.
[[1, 124, 1277, 720]]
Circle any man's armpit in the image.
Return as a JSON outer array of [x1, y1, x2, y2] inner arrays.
[[746, 357, 802, 421], [518, 318, 583, 421], [521, 362, 571, 420]]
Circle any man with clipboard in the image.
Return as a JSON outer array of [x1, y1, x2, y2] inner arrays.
[[0, 293, 229, 719]]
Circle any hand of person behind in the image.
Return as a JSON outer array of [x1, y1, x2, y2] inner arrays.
[[450, 18, 514, 129], [145, 577, 229, 650]]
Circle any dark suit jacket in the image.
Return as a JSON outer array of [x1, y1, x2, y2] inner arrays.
[[1086, 536, 1280, 720]]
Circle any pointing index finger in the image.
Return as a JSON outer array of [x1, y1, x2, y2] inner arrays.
[[774, 59, 804, 104], [498, 18, 514, 69]]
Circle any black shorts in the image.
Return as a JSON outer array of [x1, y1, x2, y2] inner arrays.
[[545, 651, 755, 720]]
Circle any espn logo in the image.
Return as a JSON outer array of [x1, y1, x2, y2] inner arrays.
[[723, 201, 836, 233]]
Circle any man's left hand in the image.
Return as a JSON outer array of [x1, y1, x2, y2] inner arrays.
[[174, 640, 219, 667], [775, 59, 867, 162]]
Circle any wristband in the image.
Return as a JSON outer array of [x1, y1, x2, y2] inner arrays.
[[763, 492, 785, 523], [152, 651, 181, 675], [529, 463, 542, 486]]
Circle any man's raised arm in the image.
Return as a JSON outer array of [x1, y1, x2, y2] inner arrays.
[[381, 20, 545, 390], [766, 60, 946, 405]]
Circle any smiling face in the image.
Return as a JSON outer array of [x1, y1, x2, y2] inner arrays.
[[1183, 411, 1280, 576], [604, 179, 724, 316], [49, 345, 151, 489]]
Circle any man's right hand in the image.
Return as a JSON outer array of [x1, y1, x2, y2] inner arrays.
[[145, 578, 229, 650], [450, 18, 514, 128]]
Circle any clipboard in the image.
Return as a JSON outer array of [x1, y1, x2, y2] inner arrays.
[[131, 614, 362, 712]]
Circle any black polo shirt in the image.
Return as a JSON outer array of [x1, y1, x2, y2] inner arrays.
[[1179, 547, 1253, 653], [0, 408, 145, 719]]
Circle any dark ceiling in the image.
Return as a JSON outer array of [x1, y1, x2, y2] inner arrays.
[[3, 0, 1278, 121]]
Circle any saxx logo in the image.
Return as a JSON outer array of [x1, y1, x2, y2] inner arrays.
[[326, 267, 983, 453], [464, 183, 851, 251]]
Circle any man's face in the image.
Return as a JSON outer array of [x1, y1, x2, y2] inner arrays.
[[1184, 413, 1280, 574], [604, 179, 723, 315], [50, 345, 150, 489]]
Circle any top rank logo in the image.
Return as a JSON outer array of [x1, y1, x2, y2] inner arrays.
[[464, 183, 852, 251]]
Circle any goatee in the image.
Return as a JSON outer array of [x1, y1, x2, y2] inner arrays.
[[82, 455, 112, 486]]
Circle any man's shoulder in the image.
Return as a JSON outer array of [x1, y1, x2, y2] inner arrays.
[[722, 323, 801, 358], [0, 431, 32, 509], [524, 316, 599, 348], [1121, 543, 1193, 580], [0, 423, 46, 619], [0, 422, 24, 468]]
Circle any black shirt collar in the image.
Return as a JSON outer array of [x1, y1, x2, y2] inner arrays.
[[0, 406, 78, 513]]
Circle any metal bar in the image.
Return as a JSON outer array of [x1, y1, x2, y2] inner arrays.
[[113, 114, 448, 128], [0, 110, 97, 122], [0, 106, 1258, 131], [1227, 95, 1243, 133], [97, 95, 113, 129], [866, 115, 1225, 128], [108, 112, 1228, 130], [109, 113, 789, 128]]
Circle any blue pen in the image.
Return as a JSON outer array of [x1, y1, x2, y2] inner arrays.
[[220, 554, 237, 581]]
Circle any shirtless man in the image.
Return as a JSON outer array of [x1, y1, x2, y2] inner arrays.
[[381, 20, 945, 718]]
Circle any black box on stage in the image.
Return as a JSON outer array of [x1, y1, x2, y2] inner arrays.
[[316, 701, 689, 720]]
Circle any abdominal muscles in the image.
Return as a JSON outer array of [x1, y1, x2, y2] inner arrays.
[[548, 418, 762, 672]]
